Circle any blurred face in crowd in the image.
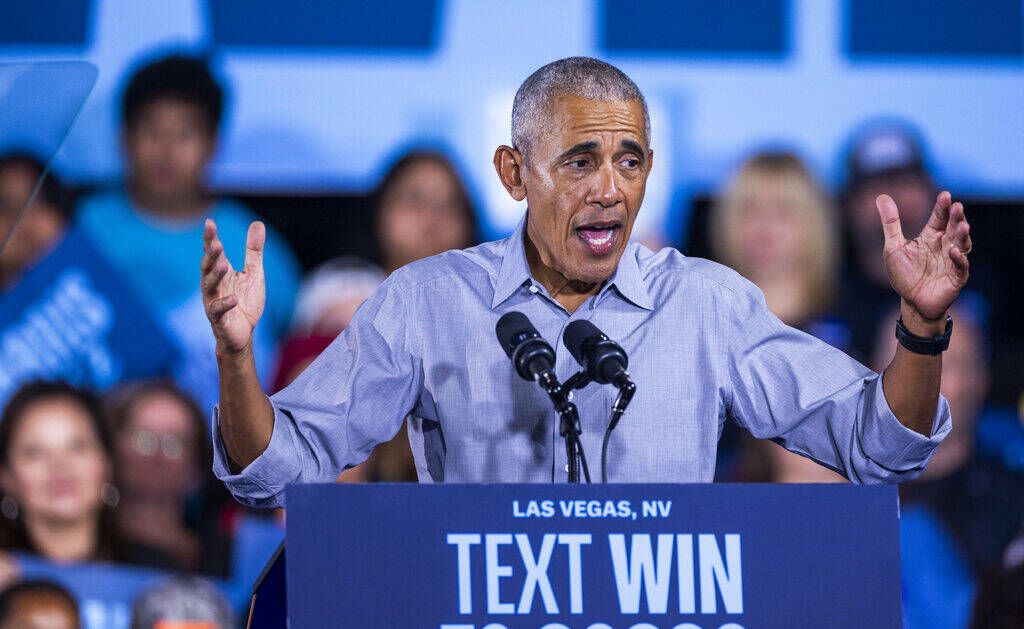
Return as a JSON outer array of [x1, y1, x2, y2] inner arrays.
[[0, 397, 109, 528], [0, 591, 80, 629], [377, 159, 473, 271], [115, 392, 199, 499], [124, 99, 215, 208], [505, 95, 652, 285], [847, 172, 932, 281], [0, 164, 65, 281], [311, 295, 371, 336], [729, 177, 806, 274]]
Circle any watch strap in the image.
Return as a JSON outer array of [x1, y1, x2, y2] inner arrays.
[[895, 315, 953, 355]]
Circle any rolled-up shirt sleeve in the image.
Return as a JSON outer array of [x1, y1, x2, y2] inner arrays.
[[723, 277, 951, 484], [212, 274, 423, 507]]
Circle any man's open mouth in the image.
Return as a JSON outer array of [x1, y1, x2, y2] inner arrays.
[[575, 221, 622, 256]]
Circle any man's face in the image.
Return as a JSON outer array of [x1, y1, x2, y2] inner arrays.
[[124, 98, 215, 202], [520, 95, 652, 284]]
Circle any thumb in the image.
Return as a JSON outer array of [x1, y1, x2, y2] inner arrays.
[[876, 194, 904, 248], [244, 221, 265, 274]]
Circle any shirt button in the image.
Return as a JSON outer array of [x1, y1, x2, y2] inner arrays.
[[567, 391, 574, 401], [564, 464, 569, 472], [528, 285, 539, 294]]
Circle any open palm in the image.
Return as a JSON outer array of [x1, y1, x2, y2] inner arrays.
[[201, 220, 266, 353], [878, 191, 971, 322]]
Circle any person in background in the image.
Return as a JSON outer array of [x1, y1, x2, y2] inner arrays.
[[872, 298, 1024, 580], [0, 154, 70, 290], [710, 151, 849, 482], [711, 151, 847, 344], [105, 380, 229, 575], [75, 54, 301, 413], [0, 383, 125, 586], [130, 577, 233, 629], [839, 121, 938, 359], [373, 150, 478, 274], [0, 580, 80, 629], [304, 150, 479, 482], [272, 258, 385, 391]]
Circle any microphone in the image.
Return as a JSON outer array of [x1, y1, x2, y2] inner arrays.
[[563, 320, 632, 389], [495, 312, 556, 383], [564, 320, 636, 483]]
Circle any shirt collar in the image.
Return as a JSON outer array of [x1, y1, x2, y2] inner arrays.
[[490, 213, 653, 311]]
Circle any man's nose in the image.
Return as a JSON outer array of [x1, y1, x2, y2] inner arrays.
[[591, 164, 624, 208]]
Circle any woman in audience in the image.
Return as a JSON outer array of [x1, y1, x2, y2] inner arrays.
[[106, 379, 229, 575], [711, 151, 848, 483], [711, 151, 845, 336], [373, 150, 478, 274], [359, 150, 480, 481], [0, 382, 123, 567]]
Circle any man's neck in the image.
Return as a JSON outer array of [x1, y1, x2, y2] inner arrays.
[[524, 229, 602, 314]]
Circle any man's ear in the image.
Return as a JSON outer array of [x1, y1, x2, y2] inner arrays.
[[493, 145, 527, 202], [647, 148, 655, 174]]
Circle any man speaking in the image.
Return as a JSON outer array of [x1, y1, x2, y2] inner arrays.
[[202, 58, 971, 507]]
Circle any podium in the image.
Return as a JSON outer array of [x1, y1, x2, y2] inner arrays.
[[249, 483, 902, 628]]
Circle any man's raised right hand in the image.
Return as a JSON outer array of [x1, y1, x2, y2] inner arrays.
[[201, 219, 266, 355]]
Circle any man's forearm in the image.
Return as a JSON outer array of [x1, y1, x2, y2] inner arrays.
[[881, 299, 945, 436], [217, 343, 275, 471]]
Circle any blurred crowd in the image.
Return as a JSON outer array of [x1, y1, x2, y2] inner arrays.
[[0, 53, 1021, 628]]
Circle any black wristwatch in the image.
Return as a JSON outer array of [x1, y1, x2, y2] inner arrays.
[[895, 315, 953, 355]]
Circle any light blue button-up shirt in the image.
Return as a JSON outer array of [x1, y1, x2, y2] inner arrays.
[[213, 216, 950, 508]]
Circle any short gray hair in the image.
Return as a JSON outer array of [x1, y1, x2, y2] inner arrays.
[[131, 577, 234, 629], [511, 57, 650, 157]]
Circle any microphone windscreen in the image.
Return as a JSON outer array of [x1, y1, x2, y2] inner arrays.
[[564, 319, 601, 365], [495, 311, 534, 358]]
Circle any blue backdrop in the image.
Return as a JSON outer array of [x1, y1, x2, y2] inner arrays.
[[2, 0, 1023, 240]]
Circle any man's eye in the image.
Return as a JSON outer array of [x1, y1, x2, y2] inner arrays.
[[568, 159, 590, 168], [620, 158, 640, 168]]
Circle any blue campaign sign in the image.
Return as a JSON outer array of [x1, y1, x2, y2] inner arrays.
[[284, 483, 901, 628], [0, 225, 178, 405]]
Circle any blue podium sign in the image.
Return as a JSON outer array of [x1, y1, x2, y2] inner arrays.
[[284, 483, 901, 628]]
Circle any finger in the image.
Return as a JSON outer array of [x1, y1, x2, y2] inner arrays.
[[201, 259, 230, 296], [925, 191, 952, 234], [203, 219, 218, 249], [244, 221, 266, 274], [200, 240, 224, 275], [947, 202, 972, 251], [876, 194, 903, 247], [955, 219, 972, 254], [948, 243, 969, 275], [207, 294, 239, 319]]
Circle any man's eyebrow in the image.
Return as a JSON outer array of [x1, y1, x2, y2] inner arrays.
[[556, 141, 600, 161], [620, 139, 645, 156]]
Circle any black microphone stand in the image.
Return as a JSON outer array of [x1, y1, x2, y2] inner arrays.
[[538, 371, 593, 483]]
